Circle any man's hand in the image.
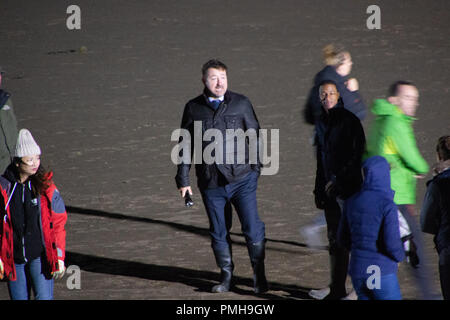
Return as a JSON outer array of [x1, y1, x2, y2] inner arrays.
[[179, 186, 193, 198]]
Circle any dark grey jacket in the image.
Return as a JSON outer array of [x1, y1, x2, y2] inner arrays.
[[0, 89, 18, 173], [175, 90, 261, 190]]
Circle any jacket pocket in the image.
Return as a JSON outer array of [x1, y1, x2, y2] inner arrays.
[[224, 115, 241, 129]]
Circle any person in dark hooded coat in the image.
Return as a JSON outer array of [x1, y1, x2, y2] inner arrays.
[[338, 155, 405, 300]]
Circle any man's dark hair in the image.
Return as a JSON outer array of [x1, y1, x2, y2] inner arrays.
[[388, 80, 415, 97], [318, 80, 338, 90], [202, 59, 227, 77], [437, 135, 450, 161], [318, 80, 339, 96]]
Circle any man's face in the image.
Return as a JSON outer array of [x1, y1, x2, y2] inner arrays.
[[203, 67, 227, 98], [390, 85, 419, 117], [319, 83, 340, 111]]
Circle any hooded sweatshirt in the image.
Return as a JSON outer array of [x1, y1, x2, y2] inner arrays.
[[338, 156, 405, 278], [365, 99, 429, 204]]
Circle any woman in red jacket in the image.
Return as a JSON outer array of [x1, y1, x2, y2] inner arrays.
[[0, 129, 67, 300]]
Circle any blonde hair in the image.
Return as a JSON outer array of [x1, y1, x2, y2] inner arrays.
[[323, 44, 349, 67]]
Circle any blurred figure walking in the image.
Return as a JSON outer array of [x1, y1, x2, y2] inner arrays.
[[0, 67, 19, 173], [303, 44, 366, 125], [366, 81, 438, 299]]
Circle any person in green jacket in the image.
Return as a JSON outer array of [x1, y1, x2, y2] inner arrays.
[[366, 80, 438, 299], [366, 82, 428, 205], [0, 68, 19, 174]]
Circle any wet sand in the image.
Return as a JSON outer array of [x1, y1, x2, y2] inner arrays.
[[0, 0, 449, 300]]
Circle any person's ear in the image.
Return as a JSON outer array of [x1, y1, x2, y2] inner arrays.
[[387, 96, 397, 105]]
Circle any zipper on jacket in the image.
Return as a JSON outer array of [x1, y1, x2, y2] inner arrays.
[[5, 182, 17, 210], [22, 237, 27, 263], [22, 184, 27, 263]]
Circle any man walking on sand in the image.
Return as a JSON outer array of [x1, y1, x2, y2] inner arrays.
[[175, 59, 268, 294]]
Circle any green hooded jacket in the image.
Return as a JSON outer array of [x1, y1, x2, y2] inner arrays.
[[365, 99, 429, 205]]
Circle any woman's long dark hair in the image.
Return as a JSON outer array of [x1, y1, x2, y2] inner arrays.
[[12, 157, 51, 196]]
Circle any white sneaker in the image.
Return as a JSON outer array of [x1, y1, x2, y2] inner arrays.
[[341, 289, 357, 300], [308, 287, 330, 300]]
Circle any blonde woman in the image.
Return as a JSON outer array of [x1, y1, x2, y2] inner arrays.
[[304, 44, 366, 124]]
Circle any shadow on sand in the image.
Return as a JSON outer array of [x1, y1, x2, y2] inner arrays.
[[66, 205, 327, 251], [65, 205, 317, 299], [65, 251, 312, 299]]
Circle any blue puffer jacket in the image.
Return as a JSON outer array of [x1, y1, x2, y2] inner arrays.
[[338, 156, 405, 278]]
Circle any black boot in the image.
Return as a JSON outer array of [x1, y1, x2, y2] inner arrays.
[[247, 240, 269, 294], [212, 247, 234, 293]]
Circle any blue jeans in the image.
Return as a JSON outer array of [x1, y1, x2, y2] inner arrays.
[[8, 257, 54, 300], [201, 171, 265, 251], [352, 273, 402, 300]]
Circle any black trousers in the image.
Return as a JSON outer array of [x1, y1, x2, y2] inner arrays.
[[439, 247, 450, 300], [324, 196, 349, 295]]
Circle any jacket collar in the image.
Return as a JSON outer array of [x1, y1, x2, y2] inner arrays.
[[202, 88, 232, 110], [320, 98, 344, 120]]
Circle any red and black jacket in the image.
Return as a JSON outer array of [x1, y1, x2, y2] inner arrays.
[[0, 172, 67, 281]]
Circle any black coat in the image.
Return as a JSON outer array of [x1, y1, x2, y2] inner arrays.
[[304, 65, 367, 124], [175, 90, 261, 190], [421, 168, 450, 253], [314, 102, 366, 201]]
